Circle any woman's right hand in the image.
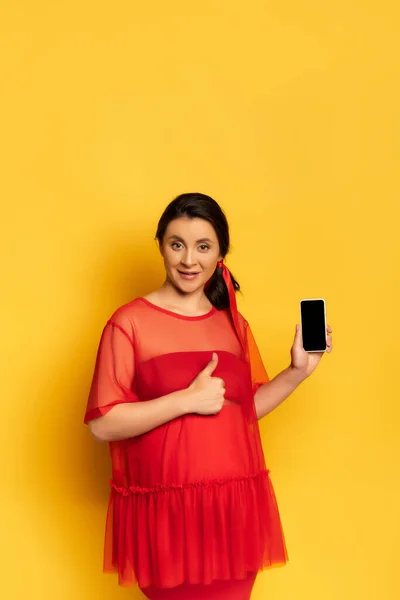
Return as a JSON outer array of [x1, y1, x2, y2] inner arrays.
[[187, 353, 226, 415]]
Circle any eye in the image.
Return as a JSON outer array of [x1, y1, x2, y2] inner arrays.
[[171, 242, 183, 250], [199, 244, 210, 251]]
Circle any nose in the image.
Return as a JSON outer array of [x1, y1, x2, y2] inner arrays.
[[181, 250, 197, 268]]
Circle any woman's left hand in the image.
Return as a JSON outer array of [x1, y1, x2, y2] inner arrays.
[[290, 324, 333, 380]]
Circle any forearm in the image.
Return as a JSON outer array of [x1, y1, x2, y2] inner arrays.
[[254, 366, 307, 420], [89, 389, 190, 442]]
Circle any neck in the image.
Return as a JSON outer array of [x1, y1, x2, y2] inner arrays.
[[158, 280, 212, 314]]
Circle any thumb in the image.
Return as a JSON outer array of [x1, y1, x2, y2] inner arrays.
[[202, 352, 218, 376], [294, 324, 303, 348]]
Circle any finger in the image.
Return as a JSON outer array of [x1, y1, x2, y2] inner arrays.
[[327, 325, 332, 333], [202, 352, 218, 376], [293, 324, 303, 348], [215, 379, 226, 394]]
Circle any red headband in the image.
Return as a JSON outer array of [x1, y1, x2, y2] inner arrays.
[[217, 260, 246, 357]]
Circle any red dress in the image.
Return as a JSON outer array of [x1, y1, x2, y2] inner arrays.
[[84, 297, 287, 597]]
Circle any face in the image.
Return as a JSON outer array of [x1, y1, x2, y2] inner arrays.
[[160, 217, 223, 294]]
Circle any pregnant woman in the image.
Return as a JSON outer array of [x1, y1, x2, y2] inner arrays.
[[84, 192, 333, 599]]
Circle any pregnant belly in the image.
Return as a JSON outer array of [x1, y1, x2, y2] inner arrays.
[[123, 403, 262, 487]]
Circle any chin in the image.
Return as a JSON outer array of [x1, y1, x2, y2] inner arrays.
[[176, 281, 204, 294], [171, 272, 205, 294]]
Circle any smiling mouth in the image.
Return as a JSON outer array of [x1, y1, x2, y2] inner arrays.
[[177, 270, 200, 279]]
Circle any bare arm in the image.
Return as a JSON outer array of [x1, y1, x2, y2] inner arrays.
[[254, 366, 306, 420], [89, 352, 225, 442], [253, 323, 333, 420], [89, 389, 189, 442]]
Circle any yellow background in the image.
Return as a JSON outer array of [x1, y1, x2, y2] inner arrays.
[[1, 1, 399, 599]]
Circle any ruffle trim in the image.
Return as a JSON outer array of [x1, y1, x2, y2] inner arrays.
[[104, 469, 288, 588], [109, 470, 270, 495]]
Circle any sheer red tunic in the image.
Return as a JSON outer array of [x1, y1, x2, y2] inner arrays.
[[84, 297, 287, 589]]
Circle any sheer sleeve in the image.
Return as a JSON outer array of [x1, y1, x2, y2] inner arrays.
[[245, 321, 270, 395], [84, 319, 138, 424]]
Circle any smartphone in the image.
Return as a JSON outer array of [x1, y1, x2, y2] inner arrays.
[[300, 298, 327, 352]]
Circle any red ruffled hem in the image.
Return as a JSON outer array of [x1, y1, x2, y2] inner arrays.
[[103, 470, 288, 588]]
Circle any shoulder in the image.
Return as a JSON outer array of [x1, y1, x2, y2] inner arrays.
[[106, 297, 148, 339], [237, 310, 250, 329], [220, 308, 250, 341], [109, 297, 143, 320]]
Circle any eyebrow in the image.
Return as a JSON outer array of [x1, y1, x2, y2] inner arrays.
[[167, 235, 214, 244]]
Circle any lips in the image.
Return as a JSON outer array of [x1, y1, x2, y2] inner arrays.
[[178, 271, 199, 275], [178, 270, 200, 280]]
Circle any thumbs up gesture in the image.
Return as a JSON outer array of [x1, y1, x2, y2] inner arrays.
[[187, 353, 226, 415]]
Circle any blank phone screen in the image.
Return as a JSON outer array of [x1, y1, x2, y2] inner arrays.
[[300, 299, 326, 352]]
